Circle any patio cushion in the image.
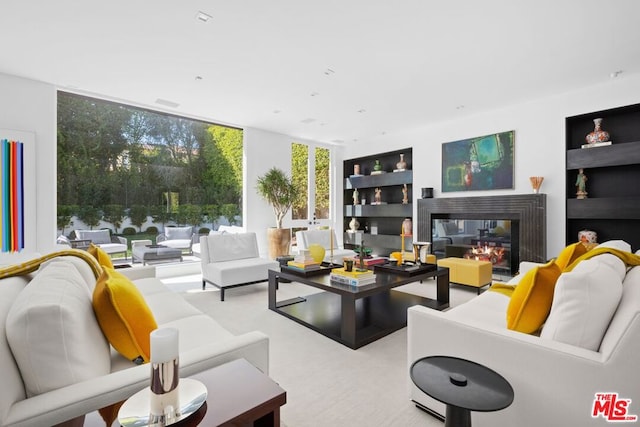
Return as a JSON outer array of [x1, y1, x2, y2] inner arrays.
[[76, 229, 111, 245], [164, 226, 193, 240]]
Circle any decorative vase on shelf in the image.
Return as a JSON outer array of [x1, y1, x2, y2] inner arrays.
[[529, 176, 544, 193], [585, 118, 610, 145], [402, 218, 412, 236], [353, 164, 360, 175], [396, 154, 407, 170], [349, 217, 360, 232], [373, 160, 382, 172]]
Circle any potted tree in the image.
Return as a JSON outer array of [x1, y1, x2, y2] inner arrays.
[[256, 167, 298, 259]]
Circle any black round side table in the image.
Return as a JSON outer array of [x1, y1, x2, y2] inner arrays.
[[410, 356, 514, 427]]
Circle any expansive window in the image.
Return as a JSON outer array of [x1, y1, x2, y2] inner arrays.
[[57, 92, 243, 236], [291, 142, 331, 229]]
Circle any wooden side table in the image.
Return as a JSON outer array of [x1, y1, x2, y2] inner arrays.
[[188, 358, 286, 426], [84, 359, 285, 427]]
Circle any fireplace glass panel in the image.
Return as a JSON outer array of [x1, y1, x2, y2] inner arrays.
[[432, 219, 515, 275]]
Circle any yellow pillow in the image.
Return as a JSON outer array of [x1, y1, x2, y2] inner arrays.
[[507, 260, 561, 334], [87, 243, 114, 269], [92, 267, 157, 364], [554, 242, 588, 271]]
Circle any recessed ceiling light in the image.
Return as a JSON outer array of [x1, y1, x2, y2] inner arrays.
[[610, 70, 623, 78], [195, 76, 203, 80], [357, 109, 366, 113], [155, 98, 180, 108], [196, 11, 212, 23], [456, 105, 465, 110], [324, 68, 335, 76], [273, 109, 281, 114], [310, 92, 319, 97]]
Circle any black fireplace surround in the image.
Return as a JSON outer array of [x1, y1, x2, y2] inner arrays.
[[417, 194, 547, 275]]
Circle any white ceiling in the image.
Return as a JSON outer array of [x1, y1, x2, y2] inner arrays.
[[1, 1, 639, 145]]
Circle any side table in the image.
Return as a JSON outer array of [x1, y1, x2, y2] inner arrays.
[[190, 358, 286, 426], [85, 359, 286, 426], [410, 356, 513, 427]]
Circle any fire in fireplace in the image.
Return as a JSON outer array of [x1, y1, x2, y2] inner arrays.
[[432, 218, 514, 275], [417, 194, 547, 278]]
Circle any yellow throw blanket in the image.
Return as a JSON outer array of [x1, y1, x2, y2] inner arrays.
[[0, 249, 103, 280], [489, 246, 640, 298], [564, 247, 640, 271]]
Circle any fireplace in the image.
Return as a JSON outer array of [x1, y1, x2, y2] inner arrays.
[[417, 194, 546, 276]]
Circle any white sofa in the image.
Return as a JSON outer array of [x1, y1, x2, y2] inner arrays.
[[200, 232, 279, 301], [408, 241, 640, 427], [0, 253, 269, 427], [295, 229, 356, 263], [71, 229, 128, 259]]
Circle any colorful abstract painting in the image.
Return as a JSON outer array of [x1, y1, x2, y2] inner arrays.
[[1, 139, 24, 252], [441, 131, 514, 192]]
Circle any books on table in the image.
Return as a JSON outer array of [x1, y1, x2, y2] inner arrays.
[[330, 267, 376, 286], [351, 256, 387, 268], [287, 250, 321, 271]]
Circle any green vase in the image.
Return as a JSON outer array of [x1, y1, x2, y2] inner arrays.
[[373, 160, 382, 171]]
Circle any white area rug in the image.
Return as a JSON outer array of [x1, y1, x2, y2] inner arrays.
[[163, 275, 479, 427]]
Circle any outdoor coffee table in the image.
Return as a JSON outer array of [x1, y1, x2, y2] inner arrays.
[[268, 266, 449, 349], [132, 244, 183, 265]]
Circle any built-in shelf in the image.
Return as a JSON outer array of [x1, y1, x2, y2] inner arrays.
[[565, 103, 640, 249], [344, 170, 412, 190], [566, 141, 640, 169], [343, 148, 413, 256], [566, 197, 640, 219]]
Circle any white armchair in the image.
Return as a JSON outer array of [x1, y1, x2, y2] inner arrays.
[[200, 232, 279, 301]]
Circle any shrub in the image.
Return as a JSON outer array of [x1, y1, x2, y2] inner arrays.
[[198, 227, 211, 234], [122, 227, 137, 235]]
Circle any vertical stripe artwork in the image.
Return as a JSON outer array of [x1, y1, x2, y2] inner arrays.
[[0, 139, 24, 252]]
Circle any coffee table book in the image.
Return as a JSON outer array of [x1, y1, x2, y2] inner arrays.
[[329, 273, 377, 286], [330, 267, 374, 278]]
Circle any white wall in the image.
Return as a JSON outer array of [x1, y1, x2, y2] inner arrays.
[[343, 73, 640, 258], [243, 127, 339, 255], [0, 73, 57, 261]]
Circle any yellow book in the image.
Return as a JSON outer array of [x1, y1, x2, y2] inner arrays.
[[330, 267, 374, 278], [288, 260, 320, 269]]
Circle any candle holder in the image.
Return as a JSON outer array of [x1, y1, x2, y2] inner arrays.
[[529, 176, 544, 193], [149, 328, 180, 425], [117, 327, 208, 427]]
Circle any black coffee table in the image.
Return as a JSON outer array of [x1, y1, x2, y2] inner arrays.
[[410, 356, 514, 427], [268, 266, 449, 349]]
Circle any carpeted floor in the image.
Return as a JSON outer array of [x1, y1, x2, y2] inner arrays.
[[161, 274, 479, 427]]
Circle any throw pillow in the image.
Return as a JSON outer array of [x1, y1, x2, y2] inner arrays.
[[507, 260, 562, 334], [541, 259, 623, 351], [87, 243, 114, 269], [554, 242, 589, 271], [93, 267, 158, 364], [6, 261, 110, 397]]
